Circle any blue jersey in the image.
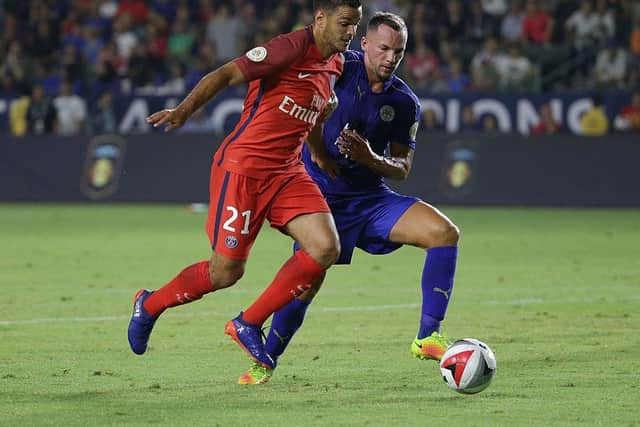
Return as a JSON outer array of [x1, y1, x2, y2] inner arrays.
[[302, 50, 421, 196]]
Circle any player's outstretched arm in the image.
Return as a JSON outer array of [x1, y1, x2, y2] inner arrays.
[[146, 62, 247, 132]]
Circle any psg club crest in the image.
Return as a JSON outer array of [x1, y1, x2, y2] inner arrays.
[[440, 141, 478, 200], [225, 236, 239, 249], [80, 134, 127, 200]]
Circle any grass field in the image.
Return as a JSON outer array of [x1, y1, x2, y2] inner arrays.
[[1, 204, 639, 426]]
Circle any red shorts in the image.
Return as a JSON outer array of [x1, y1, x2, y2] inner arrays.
[[205, 165, 330, 260]]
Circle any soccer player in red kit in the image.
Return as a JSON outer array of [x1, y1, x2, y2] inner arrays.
[[128, 0, 362, 371]]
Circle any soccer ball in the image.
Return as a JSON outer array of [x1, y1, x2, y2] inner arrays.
[[439, 338, 496, 394]]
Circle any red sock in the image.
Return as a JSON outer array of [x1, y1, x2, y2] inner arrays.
[[143, 261, 212, 317], [242, 250, 325, 325]]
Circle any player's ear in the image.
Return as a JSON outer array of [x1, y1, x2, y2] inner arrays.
[[360, 36, 368, 50], [314, 9, 327, 28]]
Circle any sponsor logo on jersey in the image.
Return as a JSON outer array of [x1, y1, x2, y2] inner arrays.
[[380, 105, 395, 122], [246, 47, 267, 62], [278, 95, 321, 125], [225, 235, 239, 249], [297, 72, 312, 79]]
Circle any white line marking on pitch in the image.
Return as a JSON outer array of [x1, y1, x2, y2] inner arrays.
[[1, 295, 639, 326]]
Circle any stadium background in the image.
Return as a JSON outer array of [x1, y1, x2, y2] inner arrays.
[[1, 0, 639, 205]]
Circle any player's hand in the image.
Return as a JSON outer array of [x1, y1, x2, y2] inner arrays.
[[146, 108, 188, 132], [338, 129, 375, 164], [311, 150, 341, 179]]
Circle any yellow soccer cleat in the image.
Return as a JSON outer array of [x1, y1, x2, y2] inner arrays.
[[411, 332, 450, 361], [238, 361, 274, 385]]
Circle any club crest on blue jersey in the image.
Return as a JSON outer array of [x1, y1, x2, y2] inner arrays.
[[379, 105, 395, 122], [225, 236, 239, 249]]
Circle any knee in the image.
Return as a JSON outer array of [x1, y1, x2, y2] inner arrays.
[[441, 222, 460, 246], [431, 222, 460, 247], [306, 235, 340, 269], [209, 262, 245, 290]]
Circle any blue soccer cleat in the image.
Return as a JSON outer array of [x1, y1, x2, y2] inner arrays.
[[127, 289, 158, 355], [224, 313, 274, 369]]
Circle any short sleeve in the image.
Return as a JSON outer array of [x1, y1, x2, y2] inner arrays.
[[393, 94, 421, 150], [233, 28, 311, 81]]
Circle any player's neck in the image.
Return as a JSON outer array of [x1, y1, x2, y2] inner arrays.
[[312, 26, 335, 59], [365, 68, 386, 94]]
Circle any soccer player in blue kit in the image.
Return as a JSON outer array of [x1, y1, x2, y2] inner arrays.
[[239, 12, 460, 384]]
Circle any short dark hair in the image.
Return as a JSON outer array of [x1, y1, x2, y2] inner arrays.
[[313, 0, 362, 12], [366, 12, 408, 36]]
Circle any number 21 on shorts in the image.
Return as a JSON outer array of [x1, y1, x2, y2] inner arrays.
[[223, 206, 252, 235]]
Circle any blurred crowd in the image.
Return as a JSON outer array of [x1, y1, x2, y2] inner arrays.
[[1, 0, 640, 136]]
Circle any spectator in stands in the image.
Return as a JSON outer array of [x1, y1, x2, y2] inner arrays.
[[566, 0, 604, 50], [459, 105, 480, 131], [440, 0, 468, 44], [480, 115, 499, 133], [26, 84, 57, 135], [594, 0, 616, 42], [593, 40, 629, 89], [81, 25, 106, 68], [117, 0, 149, 25], [565, 0, 607, 81], [580, 96, 609, 136], [167, 16, 195, 63], [0, 40, 29, 90], [25, 13, 60, 64], [404, 41, 440, 90], [9, 93, 31, 136], [470, 36, 501, 91], [0, 71, 19, 99], [522, 0, 554, 45], [61, 44, 86, 87], [206, 4, 243, 62], [88, 89, 117, 135], [112, 12, 138, 72], [481, 0, 508, 19], [531, 102, 562, 135], [467, 0, 497, 45], [631, 20, 640, 57], [613, 91, 640, 133], [53, 80, 87, 136], [501, 1, 525, 43], [422, 108, 445, 131], [495, 42, 536, 92], [444, 58, 471, 93]]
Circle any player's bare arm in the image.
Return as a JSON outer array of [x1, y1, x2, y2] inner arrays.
[[306, 123, 341, 179], [338, 129, 413, 180], [146, 62, 246, 132]]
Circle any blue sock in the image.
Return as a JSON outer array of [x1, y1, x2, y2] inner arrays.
[[264, 298, 310, 365], [418, 246, 458, 339]]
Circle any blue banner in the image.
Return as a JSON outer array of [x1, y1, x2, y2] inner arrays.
[[0, 89, 632, 136]]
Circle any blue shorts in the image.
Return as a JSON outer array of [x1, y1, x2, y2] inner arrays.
[[295, 189, 418, 264]]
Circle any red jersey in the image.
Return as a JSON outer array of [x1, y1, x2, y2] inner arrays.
[[522, 11, 552, 44], [214, 26, 344, 178]]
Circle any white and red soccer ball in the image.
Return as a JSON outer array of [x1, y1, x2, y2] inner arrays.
[[439, 338, 496, 394]]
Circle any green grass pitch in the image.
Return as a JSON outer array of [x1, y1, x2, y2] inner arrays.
[[1, 204, 639, 426]]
